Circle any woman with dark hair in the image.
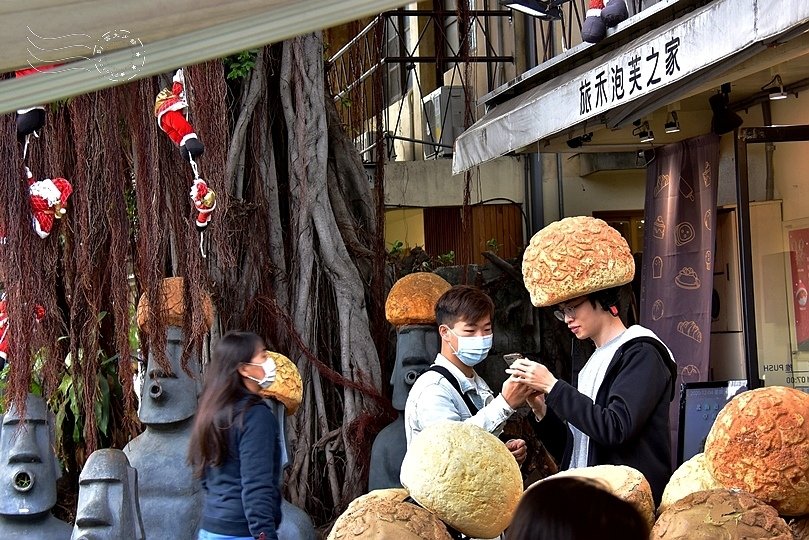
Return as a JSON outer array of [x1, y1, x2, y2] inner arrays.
[[189, 331, 282, 540], [506, 476, 650, 540]]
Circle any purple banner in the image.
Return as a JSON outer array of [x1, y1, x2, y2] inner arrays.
[[640, 134, 719, 463]]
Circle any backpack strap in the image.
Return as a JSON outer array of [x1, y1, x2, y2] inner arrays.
[[617, 336, 678, 401], [427, 365, 480, 415]]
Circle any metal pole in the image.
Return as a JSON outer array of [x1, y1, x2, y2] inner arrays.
[[524, 13, 544, 233], [734, 129, 761, 390]]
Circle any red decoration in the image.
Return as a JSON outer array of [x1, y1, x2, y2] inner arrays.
[[27, 168, 73, 239]]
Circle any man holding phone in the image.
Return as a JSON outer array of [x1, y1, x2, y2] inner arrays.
[[509, 216, 677, 504], [404, 285, 538, 465]]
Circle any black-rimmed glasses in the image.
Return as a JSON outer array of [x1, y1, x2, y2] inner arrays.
[[553, 298, 588, 322]]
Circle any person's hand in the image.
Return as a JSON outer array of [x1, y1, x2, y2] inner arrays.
[[526, 392, 547, 421], [501, 375, 536, 409], [507, 358, 558, 394], [505, 438, 527, 465]]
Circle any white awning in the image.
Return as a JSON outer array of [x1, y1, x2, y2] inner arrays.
[[452, 0, 809, 174], [0, 0, 409, 114]]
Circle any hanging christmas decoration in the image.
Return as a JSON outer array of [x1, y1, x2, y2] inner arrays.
[[26, 166, 73, 239], [154, 68, 216, 247]]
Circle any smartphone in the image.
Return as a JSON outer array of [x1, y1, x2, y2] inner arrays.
[[503, 353, 525, 367]]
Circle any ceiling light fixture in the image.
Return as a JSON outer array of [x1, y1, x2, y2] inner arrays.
[[710, 83, 743, 135], [664, 102, 681, 134], [762, 74, 788, 100], [566, 132, 593, 148], [501, 0, 563, 20], [633, 120, 654, 143], [664, 111, 680, 134]]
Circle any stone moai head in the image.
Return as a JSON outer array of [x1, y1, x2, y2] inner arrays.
[[135, 278, 212, 426], [138, 326, 202, 425], [72, 448, 144, 540], [390, 325, 440, 411], [0, 393, 61, 516], [384, 273, 450, 411]]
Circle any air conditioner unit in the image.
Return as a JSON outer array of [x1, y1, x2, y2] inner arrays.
[[422, 86, 466, 159]]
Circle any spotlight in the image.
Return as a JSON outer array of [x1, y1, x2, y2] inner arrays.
[[709, 84, 743, 135], [762, 74, 788, 100], [566, 132, 593, 148], [633, 120, 654, 143], [664, 111, 680, 134], [501, 0, 563, 20]]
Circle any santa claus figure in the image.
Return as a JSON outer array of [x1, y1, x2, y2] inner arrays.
[[27, 167, 73, 239], [154, 69, 205, 163]]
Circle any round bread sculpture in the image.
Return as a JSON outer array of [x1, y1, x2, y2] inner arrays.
[[541, 464, 655, 527], [385, 272, 452, 326], [704, 386, 809, 516], [328, 488, 451, 540], [522, 216, 635, 307], [651, 489, 794, 539], [659, 452, 719, 515], [259, 351, 303, 415], [136, 277, 214, 332], [400, 421, 522, 538]]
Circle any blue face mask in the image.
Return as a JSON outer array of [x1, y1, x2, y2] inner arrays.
[[447, 329, 493, 367]]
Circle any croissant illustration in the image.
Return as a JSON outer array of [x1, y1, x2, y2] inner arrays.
[[677, 320, 703, 343], [702, 162, 711, 187]]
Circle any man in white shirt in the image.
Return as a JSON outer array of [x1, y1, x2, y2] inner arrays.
[[405, 285, 542, 464]]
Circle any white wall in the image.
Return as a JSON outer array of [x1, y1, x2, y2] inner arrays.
[[556, 156, 647, 218], [384, 155, 525, 207]]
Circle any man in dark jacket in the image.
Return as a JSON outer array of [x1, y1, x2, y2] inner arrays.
[[509, 217, 676, 504]]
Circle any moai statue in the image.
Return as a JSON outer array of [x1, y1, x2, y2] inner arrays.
[[0, 393, 71, 539], [123, 277, 213, 539], [72, 448, 145, 540], [261, 351, 316, 540], [368, 273, 450, 491]]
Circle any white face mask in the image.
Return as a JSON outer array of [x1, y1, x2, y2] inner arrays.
[[245, 355, 277, 389], [447, 328, 493, 367]]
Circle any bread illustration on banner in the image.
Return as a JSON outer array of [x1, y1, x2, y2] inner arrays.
[[679, 176, 695, 201], [675, 222, 696, 246], [702, 161, 711, 187], [652, 256, 663, 279], [675, 267, 701, 289], [704, 209, 712, 231], [652, 299, 664, 321], [677, 321, 703, 343], [653, 216, 666, 239], [705, 250, 712, 271], [654, 174, 670, 197]]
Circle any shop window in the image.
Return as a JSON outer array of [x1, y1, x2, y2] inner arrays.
[[593, 210, 645, 254]]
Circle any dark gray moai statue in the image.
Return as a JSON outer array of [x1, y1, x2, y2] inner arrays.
[[0, 393, 71, 539], [72, 448, 145, 540], [369, 273, 449, 491], [123, 325, 203, 539], [368, 324, 440, 490]]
